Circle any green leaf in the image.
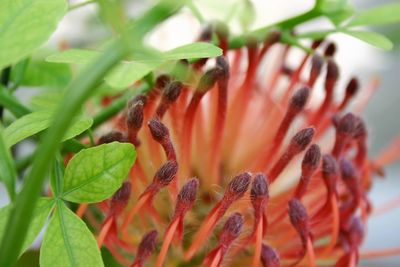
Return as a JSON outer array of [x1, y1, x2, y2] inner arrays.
[[0, 198, 54, 256], [348, 3, 400, 27], [0, 0, 67, 69], [62, 142, 136, 203], [40, 201, 104, 267], [105, 60, 164, 89], [297, 29, 336, 40], [317, 0, 347, 14], [63, 116, 93, 141], [328, 4, 354, 26], [341, 29, 393, 50], [11, 60, 72, 88], [0, 123, 16, 199], [46, 49, 99, 65], [4, 111, 93, 147], [30, 91, 64, 110], [163, 42, 222, 60], [46, 43, 222, 88], [238, 0, 256, 30]]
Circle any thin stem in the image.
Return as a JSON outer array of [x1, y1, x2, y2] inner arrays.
[[87, 128, 95, 146], [15, 153, 35, 172], [0, 67, 11, 120], [10, 58, 30, 92], [0, 85, 31, 118], [187, 1, 205, 23], [229, 7, 321, 49], [51, 154, 64, 197], [69, 0, 96, 11]]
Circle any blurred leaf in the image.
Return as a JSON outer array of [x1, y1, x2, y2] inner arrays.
[[62, 142, 136, 203], [341, 29, 393, 50], [11, 60, 72, 88], [0, 0, 67, 69], [238, 0, 256, 30], [63, 116, 93, 141], [328, 4, 354, 26], [297, 29, 335, 40], [105, 60, 163, 89], [317, 0, 348, 14], [0, 123, 16, 199], [11, 58, 30, 88], [4, 111, 93, 147], [0, 198, 55, 256], [30, 91, 64, 110], [46, 49, 99, 64], [46, 42, 222, 88], [348, 3, 400, 27], [40, 201, 104, 267], [163, 42, 222, 60]]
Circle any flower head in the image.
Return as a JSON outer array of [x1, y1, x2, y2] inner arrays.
[[84, 26, 399, 267]]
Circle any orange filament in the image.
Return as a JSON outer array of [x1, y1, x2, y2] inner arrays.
[[373, 195, 400, 216], [361, 247, 400, 258], [209, 249, 223, 267], [306, 237, 316, 267], [349, 252, 356, 267], [252, 219, 263, 267], [76, 203, 88, 218], [210, 79, 228, 183], [181, 93, 203, 177], [122, 193, 150, 233], [184, 204, 221, 260], [156, 218, 180, 267], [97, 217, 114, 248], [324, 195, 339, 253]]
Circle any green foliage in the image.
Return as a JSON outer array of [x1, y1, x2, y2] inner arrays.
[[4, 111, 93, 147], [30, 91, 64, 110], [0, 0, 67, 69], [47, 42, 222, 88], [0, 198, 55, 256], [46, 49, 98, 65], [348, 3, 400, 27], [40, 201, 104, 267], [62, 142, 136, 203], [105, 60, 164, 89], [11, 60, 72, 89], [0, 124, 16, 199], [341, 29, 394, 51]]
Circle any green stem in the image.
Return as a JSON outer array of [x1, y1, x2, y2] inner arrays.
[[0, 67, 12, 119], [10, 58, 30, 92], [69, 0, 96, 11], [15, 153, 35, 172], [229, 7, 321, 49], [187, 1, 205, 23], [0, 1, 184, 265], [0, 86, 31, 118]]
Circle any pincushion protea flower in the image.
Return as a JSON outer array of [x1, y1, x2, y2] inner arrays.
[[77, 26, 400, 267]]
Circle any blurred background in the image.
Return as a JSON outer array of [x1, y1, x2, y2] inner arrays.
[[2, 0, 399, 266]]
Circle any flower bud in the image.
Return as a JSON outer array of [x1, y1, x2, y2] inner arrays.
[[154, 161, 178, 186]]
